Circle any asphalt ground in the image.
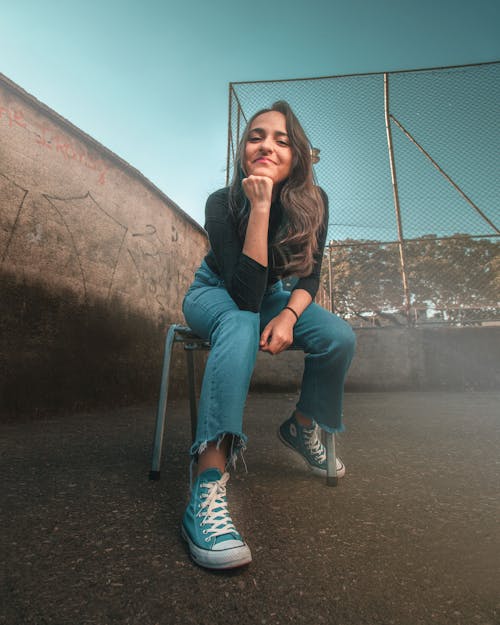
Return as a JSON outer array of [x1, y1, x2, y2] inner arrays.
[[1, 391, 499, 625]]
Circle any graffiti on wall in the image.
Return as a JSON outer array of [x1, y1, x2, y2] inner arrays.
[[126, 222, 197, 321], [0, 172, 28, 263], [0, 100, 109, 185], [43, 192, 128, 299], [127, 224, 172, 315], [0, 170, 192, 317]]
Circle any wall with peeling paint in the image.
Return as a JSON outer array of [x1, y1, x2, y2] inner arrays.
[[0, 74, 208, 417]]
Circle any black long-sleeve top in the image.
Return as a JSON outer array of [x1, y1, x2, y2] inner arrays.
[[203, 187, 329, 312]]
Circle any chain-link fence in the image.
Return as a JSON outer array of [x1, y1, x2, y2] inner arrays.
[[227, 62, 500, 326]]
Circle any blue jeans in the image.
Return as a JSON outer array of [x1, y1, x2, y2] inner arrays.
[[182, 260, 356, 462]]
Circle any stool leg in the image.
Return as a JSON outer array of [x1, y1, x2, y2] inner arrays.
[[325, 433, 338, 487], [186, 348, 198, 442], [149, 324, 178, 480]]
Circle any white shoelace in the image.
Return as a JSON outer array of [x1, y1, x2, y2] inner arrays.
[[197, 472, 238, 542], [303, 426, 326, 462]]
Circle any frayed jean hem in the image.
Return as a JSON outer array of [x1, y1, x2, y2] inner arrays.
[[294, 405, 346, 434], [189, 431, 248, 486]]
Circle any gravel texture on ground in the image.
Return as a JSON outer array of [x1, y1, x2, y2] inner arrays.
[[1, 391, 499, 625]]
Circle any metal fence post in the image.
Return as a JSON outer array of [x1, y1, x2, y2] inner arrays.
[[384, 73, 412, 325], [226, 84, 233, 187]]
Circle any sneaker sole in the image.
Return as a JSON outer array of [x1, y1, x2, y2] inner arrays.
[[277, 428, 346, 478], [181, 525, 252, 570]]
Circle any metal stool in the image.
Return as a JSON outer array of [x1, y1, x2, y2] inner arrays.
[[149, 323, 339, 486]]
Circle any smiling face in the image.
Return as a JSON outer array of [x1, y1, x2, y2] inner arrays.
[[243, 111, 293, 187]]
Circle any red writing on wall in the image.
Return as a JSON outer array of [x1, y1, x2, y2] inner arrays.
[[0, 106, 27, 129], [34, 125, 109, 185], [0, 100, 108, 185]]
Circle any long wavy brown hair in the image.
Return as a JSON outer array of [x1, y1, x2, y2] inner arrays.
[[229, 100, 325, 277]]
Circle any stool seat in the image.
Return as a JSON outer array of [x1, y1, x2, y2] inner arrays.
[[149, 323, 339, 486]]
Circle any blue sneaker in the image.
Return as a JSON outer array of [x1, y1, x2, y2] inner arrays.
[[181, 468, 252, 570], [278, 413, 345, 478]]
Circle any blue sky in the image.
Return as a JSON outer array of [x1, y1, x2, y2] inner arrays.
[[1, 0, 499, 225]]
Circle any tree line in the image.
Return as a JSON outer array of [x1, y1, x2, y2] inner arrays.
[[323, 234, 499, 324]]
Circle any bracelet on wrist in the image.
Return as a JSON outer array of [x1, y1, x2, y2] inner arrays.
[[283, 306, 299, 322]]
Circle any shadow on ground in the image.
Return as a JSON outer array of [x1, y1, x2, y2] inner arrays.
[[1, 391, 499, 625]]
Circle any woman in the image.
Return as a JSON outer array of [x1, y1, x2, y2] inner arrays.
[[181, 101, 356, 570]]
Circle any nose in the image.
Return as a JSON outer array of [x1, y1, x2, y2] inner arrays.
[[259, 135, 274, 153]]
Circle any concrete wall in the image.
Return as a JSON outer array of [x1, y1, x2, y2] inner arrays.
[[0, 74, 208, 417], [250, 326, 500, 392], [348, 326, 500, 391]]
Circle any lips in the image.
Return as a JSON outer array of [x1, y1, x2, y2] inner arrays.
[[253, 157, 275, 164]]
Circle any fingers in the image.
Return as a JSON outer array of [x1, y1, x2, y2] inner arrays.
[[262, 337, 292, 355], [260, 325, 292, 355], [259, 325, 271, 349], [242, 175, 273, 208]]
